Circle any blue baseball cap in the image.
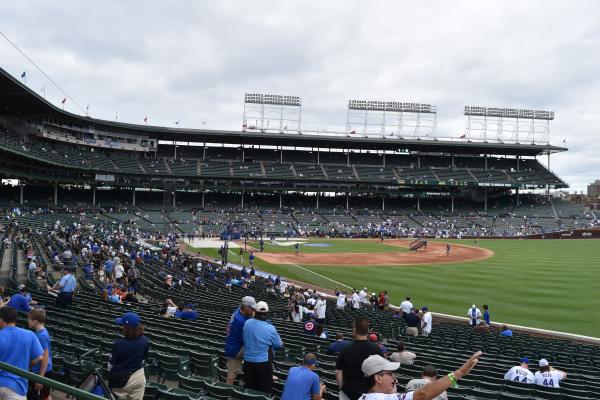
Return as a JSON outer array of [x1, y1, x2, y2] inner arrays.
[[115, 312, 141, 327], [520, 357, 530, 364]]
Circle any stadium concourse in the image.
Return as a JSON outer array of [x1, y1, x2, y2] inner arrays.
[[1, 207, 600, 400]]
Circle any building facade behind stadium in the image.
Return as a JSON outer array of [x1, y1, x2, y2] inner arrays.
[[0, 67, 598, 238]]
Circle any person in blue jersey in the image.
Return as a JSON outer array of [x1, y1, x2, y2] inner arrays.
[[0, 306, 44, 400], [243, 301, 283, 394], [281, 353, 326, 400], [482, 305, 490, 327], [49, 267, 77, 308], [109, 312, 149, 399], [27, 310, 52, 400], [224, 296, 256, 384], [6, 286, 31, 313]]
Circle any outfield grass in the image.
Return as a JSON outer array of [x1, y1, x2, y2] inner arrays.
[[246, 239, 408, 254], [191, 239, 600, 337]]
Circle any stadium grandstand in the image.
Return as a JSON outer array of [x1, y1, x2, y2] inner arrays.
[[1, 63, 599, 400]]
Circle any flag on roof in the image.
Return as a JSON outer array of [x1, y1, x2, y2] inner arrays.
[[459, 134, 466, 138], [61, 97, 66, 104], [175, 121, 179, 125], [144, 116, 148, 123], [21, 71, 26, 79], [350, 130, 356, 134]]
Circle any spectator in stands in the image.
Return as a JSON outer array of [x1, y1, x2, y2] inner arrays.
[[242, 301, 283, 394], [115, 262, 126, 285], [383, 291, 390, 311], [303, 314, 318, 336], [405, 365, 448, 400], [336, 291, 347, 310], [504, 357, 534, 384], [420, 307, 432, 337], [160, 299, 177, 317], [467, 305, 481, 326], [335, 317, 383, 400], [360, 352, 482, 400], [369, 293, 378, 310], [109, 312, 149, 399], [0, 288, 8, 308], [351, 290, 361, 310], [27, 309, 52, 400], [281, 353, 326, 400], [326, 334, 351, 355], [315, 325, 327, 339], [400, 297, 413, 315], [534, 359, 566, 388], [369, 334, 389, 357], [390, 342, 416, 365], [482, 304, 490, 326], [0, 306, 43, 400], [175, 304, 198, 320], [314, 294, 326, 324], [403, 308, 420, 337], [500, 325, 513, 337], [6, 285, 31, 313], [49, 267, 77, 308], [224, 296, 256, 384]]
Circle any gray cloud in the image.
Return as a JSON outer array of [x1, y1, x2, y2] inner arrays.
[[0, 0, 599, 190]]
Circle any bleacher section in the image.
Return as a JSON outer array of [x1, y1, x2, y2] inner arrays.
[[4, 219, 598, 400]]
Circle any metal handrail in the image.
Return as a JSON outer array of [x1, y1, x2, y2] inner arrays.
[[0, 361, 105, 400]]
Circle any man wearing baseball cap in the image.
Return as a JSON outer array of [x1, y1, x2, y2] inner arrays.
[[281, 353, 326, 400], [109, 312, 149, 399], [533, 359, 566, 388], [243, 301, 283, 394], [504, 357, 534, 384], [359, 352, 482, 400], [224, 296, 256, 384]]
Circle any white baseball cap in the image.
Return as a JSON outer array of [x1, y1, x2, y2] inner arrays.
[[539, 359, 549, 367], [241, 296, 257, 309], [255, 301, 269, 313], [362, 355, 400, 377]]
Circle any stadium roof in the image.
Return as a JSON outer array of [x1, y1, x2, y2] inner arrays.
[[0, 66, 566, 156]]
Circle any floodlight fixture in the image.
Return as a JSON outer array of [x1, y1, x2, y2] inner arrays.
[[464, 106, 554, 120], [244, 93, 301, 107], [348, 99, 437, 114]]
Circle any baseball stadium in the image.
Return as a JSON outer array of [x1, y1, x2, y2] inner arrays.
[[0, 62, 599, 400]]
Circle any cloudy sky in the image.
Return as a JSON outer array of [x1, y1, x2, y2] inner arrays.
[[1, 1, 599, 191]]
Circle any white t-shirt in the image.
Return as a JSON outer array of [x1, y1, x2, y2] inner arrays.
[[504, 366, 534, 384], [314, 299, 326, 319], [166, 306, 177, 317], [467, 307, 482, 325], [337, 294, 346, 308], [307, 297, 317, 307], [351, 293, 361, 309], [358, 392, 413, 400], [279, 280, 288, 294], [421, 312, 432, 333], [359, 290, 368, 303], [534, 370, 564, 388], [115, 264, 125, 279], [406, 377, 447, 400], [400, 300, 413, 314]]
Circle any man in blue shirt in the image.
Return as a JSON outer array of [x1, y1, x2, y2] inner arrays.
[[27, 309, 52, 400], [0, 306, 44, 399], [326, 334, 351, 355], [281, 353, 325, 400], [50, 267, 77, 308], [243, 301, 283, 394], [483, 304, 490, 326], [104, 259, 115, 279], [6, 286, 31, 313], [224, 296, 256, 384]]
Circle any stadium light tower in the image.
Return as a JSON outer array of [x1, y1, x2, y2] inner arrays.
[[345, 100, 437, 138], [464, 106, 554, 144], [242, 93, 302, 133]]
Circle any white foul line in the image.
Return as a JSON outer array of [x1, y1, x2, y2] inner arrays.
[[288, 262, 353, 290]]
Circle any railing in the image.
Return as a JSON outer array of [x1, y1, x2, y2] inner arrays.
[[0, 361, 105, 400]]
